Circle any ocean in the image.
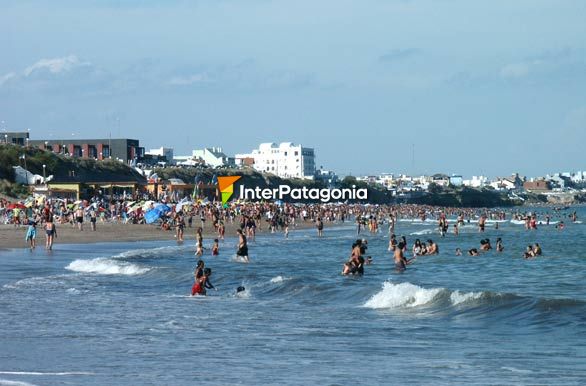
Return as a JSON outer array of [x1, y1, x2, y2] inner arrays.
[[1, 208, 586, 385]]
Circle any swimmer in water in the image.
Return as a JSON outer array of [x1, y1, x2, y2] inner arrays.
[[524, 245, 535, 259], [496, 238, 504, 252], [426, 239, 438, 255], [455, 248, 462, 256], [468, 248, 479, 256], [394, 241, 414, 272]]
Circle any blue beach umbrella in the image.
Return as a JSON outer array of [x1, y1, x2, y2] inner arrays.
[[144, 204, 171, 224]]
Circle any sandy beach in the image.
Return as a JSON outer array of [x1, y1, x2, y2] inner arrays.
[[0, 220, 314, 250]]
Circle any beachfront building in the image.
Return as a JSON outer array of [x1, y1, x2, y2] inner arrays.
[[145, 147, 174, 165], [235, 142, 316, 179], [2, 131, 30, 146], [29, 137, 144, 165], [192, 147, 235, 168], [463, 176, 488, 188]]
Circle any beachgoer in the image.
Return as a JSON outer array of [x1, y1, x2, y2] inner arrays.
[[236, 229, 249, 262], [192, 267, 215, 296], [496, 238, 504, 252], [195, 227, 204, 256], [426, 239, 438, 255], [90, 209, 97, 231], [212, 238, 219, 256], [316, 217, 324, 237], [45, 217, 57, 250], [394, 241, 413, 271], [25, 218, 37, 249], [75, 207, 84, 231], [455, 248, 462, 256]]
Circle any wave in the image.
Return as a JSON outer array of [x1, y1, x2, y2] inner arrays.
[[410, 229, 434, 236], [363, 281, 586, 319], [66, 258, 151, 275], [112, 245, 182, 260], [270, 276, 291, 283], [0, 380, 37, 386], [364, 282, 444, 309], [364, 281, 508, 310], [0, 371, 93, 376]]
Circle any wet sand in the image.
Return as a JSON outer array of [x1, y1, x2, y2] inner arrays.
[[0, 221, 314, 250]]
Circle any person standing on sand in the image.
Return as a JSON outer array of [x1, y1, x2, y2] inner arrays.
[[90, 209, 97, 231], [75, 207, 84, 231]]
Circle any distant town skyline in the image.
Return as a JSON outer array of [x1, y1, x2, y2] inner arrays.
[[1, 1, 585, 178]]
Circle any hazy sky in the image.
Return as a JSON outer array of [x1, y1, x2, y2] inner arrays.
[[1, 0, 585, 178]]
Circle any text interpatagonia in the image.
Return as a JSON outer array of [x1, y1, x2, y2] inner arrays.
[[239, 184, 368, 202]]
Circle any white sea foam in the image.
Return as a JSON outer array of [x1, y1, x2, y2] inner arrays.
[[450, 290, 483, 305], [510, 220, 526, 225], [113, 246, 179, 260], [0, 371, 93, 376], [364, 282, 442, 309], [410, 229, 434, 236], [0, 380, 37, 386], [364, 282, 485, 309], [270, 276, 290, 283], [66, 258, 150, 275]]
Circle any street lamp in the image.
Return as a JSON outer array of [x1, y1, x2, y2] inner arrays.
[[4, 134, 7, 144], [42, 164, 46, 184]]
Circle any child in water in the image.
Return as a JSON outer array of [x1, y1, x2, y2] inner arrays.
[[211, 239, 219, 256], [191, 267, 215, 296]]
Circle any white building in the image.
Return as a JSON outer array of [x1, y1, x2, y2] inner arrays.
[[235, 142, 316, 179], [192, 147, 234, 167], [145, 147, 174, 164], [463, 176, 488, 188]]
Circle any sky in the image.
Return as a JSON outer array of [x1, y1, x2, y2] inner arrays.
[[1, 0, 585, 178]]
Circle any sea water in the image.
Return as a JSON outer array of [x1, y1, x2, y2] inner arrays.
[[1, 208, 586, 385]]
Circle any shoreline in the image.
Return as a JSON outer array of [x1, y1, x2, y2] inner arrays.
[[0, 221, 316, 250]]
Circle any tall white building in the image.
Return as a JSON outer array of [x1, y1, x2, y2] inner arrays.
[[235, 142, 316, 179]]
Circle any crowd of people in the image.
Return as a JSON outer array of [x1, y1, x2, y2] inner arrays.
[[2, 194, 579, 294]]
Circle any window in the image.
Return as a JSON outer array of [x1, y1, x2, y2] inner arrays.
[[284, 152, 287, 156], [295, 151, 298, 156]]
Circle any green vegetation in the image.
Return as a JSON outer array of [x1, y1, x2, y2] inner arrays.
[[0, 144, 145, 198]]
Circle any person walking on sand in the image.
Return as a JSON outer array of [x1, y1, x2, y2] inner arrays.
[[75, 206, 84, 231]]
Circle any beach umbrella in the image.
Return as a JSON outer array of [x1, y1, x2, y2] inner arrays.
[[144, 204, 171, 224], [7, 203, 27, 210]]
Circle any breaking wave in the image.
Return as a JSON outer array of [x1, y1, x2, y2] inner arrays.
[[66, 258, 151, 275]]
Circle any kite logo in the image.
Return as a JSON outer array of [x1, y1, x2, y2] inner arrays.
[[217, 176, 242, 205]]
